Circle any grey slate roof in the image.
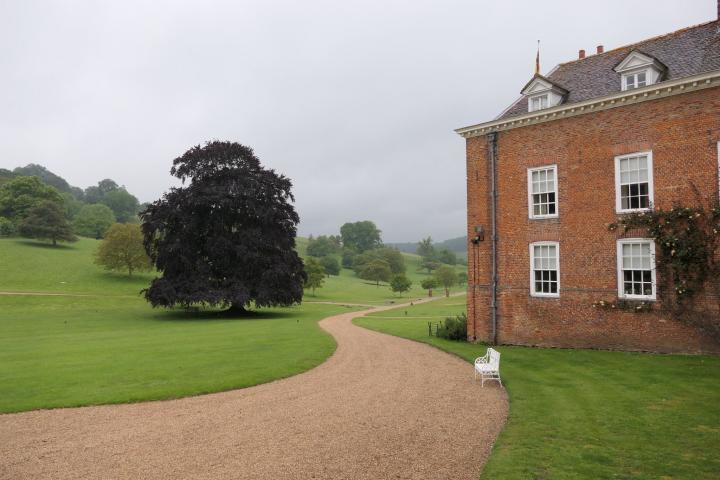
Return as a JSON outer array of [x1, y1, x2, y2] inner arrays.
[[498, 19, 720, 120]]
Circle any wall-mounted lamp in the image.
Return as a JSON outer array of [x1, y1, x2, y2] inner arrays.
[[472, 225, 484, 244]]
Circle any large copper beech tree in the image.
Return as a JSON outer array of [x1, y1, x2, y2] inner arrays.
[[140, 141, 306, 313]]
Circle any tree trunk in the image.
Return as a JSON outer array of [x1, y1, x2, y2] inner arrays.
[[52, 237, 57, 246], [445, 288, 450, 297], [227, 303, 248, 315], [428, 289, 433, 297]]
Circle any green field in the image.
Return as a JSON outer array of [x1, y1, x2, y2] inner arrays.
[[355, 297, 720, 479], [0, 237, 454, 413]]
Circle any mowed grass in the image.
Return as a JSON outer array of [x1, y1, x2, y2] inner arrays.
[[355, 296, 720, 480], [0, 295, 354, 413], [0, 236, 458, 413], [0, 237, 387, 413], [0, 238, 155, 295], [0, 237, 462, 302]]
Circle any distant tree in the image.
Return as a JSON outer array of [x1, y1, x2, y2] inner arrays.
[[0, 176, 63, 222], [13, 164, 72, 194], [141, 141, 306, 313], [420, 258, 441, 274], [61, 192, 84, 219], [375, 247, 405, 274], [416, 236, 435, 260], [438, 248, 457, 265], [359, 259, 392, 286], [434, 265, 458, 297], [457, 271, 468, 286], [98, 179, 119, 195], [83, 185, 103, 204], [319, 255, 340, 276], [19, 200, 77, 246], [307, 235, 341, 257], [353, 247, 405, 275], [421, 277, 438, 297], [341, 249, 356, 269], [390, 274, 412, 297], [304, 257, 325, 295], [74, 204, 116, 239], [340, 221, 382, 253], [84, 179, 120, 205], [102, 188, 140, 223], [69, 186, 85, 201], [0, 217, 15, 236], [95, 223, 152, 276], [0, 168, 15, 186]]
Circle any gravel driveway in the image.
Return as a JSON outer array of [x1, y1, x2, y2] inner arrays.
[[0, 302, 508, 479]]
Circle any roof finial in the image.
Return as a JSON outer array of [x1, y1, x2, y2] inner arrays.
[[535, 40, 541, 75]]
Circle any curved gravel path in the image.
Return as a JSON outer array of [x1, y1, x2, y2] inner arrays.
[[0, 301, 508, 480]]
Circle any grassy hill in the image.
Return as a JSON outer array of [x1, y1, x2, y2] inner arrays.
[[386, 235, 468, 260], [0, 236, 464, 413]]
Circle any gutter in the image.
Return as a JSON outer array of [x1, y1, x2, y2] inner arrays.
[[487, 132, 499, 345], [456, 69, 720, 138]]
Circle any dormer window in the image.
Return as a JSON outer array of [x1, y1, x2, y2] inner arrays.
[[529, 94, 548, 112], [521, 75, 568, 113], [623, 71, 647, 90], [614, 50, 667, 92]]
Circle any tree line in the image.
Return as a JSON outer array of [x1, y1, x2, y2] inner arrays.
[[303, 222, 465, 297], [0, 164, 143, 244]]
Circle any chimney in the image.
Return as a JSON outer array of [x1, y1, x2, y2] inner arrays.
[[597, 45, 604, 54], [579, 49, 586, 59]]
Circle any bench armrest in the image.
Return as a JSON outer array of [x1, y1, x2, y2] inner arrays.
[[474, 354, 489, 365]]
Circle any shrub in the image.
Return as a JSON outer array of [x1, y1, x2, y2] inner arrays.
[[420, 277, 438, 297], [436, 313, 467, 341], [0, 217, 15, 236], [341, 249, 356, 269], [319, 255, 340, 276], [390, 274, 412, 297], [95, 223, 151, 275]]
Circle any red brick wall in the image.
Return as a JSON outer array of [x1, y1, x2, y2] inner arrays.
[[466, 86, 720, 354]]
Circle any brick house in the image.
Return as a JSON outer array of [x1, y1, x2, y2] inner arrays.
[[457, 12, 720, 353]]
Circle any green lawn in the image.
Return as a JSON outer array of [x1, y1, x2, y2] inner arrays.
[[0, 237, 461, 302], [0, 295, 355, 413], [0, 236, 457, 413], [0, 237, 425, 413], [355, 296, 720, 480]]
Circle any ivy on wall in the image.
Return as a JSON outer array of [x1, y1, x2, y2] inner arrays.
[[606, 202, 720, 340]]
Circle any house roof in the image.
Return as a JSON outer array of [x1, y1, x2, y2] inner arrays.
[[520, 74, 569, 96], [497, 19, 720, 120]]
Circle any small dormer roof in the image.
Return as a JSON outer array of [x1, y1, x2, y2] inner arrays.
[[520, 74, 569, 96], [612, 49, 668, 74]]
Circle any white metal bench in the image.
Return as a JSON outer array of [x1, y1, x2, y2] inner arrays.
[[474, 348, 502, 387]]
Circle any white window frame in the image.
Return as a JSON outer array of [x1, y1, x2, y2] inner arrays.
[[527, 165, 559, 219], [616, 239, 657, 300], [622, 70, 649, 91], [614, 151, 654, 213], [529, 241, 560, 298], [528, 93, 548, 112]]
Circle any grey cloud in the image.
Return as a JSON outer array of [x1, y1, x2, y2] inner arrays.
[[0, 0, 713, 242]]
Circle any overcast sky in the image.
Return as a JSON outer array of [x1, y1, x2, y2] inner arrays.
[[0, 1, 715, 242]]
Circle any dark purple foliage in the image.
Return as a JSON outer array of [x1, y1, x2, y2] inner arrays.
[[140, 141, 306, 310]]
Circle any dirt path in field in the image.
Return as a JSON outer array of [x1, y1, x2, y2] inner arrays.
[[0, 298, 508, 480]]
